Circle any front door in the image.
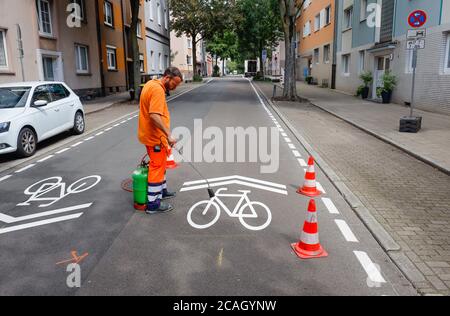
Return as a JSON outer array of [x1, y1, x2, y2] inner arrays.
[[42, 57, 55, 81], [374, 56, 391, 99]]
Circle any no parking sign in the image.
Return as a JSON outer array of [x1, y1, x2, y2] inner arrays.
[[408, 10, 427, 28]]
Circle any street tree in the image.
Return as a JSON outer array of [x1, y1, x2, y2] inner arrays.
[[206, 31, 239, 75], [278, 0, 305, 100], [170, 0, 234, 77], [129, 0, 141, 100]]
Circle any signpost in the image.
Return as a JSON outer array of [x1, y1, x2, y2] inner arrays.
[[400, 11, 427, 133]]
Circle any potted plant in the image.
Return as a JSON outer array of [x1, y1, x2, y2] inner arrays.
[[358, 71, 373, 99], [376, 71, 397, 103]]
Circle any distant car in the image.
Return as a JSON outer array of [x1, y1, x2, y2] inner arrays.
[[0, 82, 85, 157]]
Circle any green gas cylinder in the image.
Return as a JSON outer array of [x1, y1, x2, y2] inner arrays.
[[132, 166, 148, 210]]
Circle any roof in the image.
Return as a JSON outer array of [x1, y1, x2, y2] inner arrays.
[[0, 81, 65, 88]]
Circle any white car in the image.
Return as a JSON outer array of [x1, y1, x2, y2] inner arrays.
[[0, 82, 85, 157]]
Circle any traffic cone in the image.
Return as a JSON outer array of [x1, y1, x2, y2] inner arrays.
[[292, 199, 328, 259], [297, 157, 322, 197], [166, 148, 179, 170]]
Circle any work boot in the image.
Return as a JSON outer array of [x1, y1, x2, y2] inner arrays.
[[162, 190, 177, 200], [146, 202, 174, 215]]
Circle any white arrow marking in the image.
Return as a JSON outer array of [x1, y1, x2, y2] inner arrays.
[[0, 213, 83, 235], [181, 180, 288, 195], [182, 175, 287, 189], [0, 203, 92, 224]]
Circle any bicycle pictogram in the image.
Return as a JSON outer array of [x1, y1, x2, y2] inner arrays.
[[187, 188, 272, 231], [17, 176, 102, 208]]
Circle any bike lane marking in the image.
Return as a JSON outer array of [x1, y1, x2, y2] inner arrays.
[[0, 175, 12, 183], [56, 148, 71, 155], [15, 164, 36, 174], [0, 213, 84, 235], [37, 155, 54, 163], [335, 220, 359, 243]]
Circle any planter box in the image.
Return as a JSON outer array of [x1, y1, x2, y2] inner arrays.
[[400, 116, 422, 133]]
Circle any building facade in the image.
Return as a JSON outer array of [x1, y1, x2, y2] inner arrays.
[[297, 0, 335, 87], [0, 0, 102, 96], [144, 0, 170, 78], [335, 0, 450, 114]]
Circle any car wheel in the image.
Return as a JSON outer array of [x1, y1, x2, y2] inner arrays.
[[17, 128, 37, 157], [73, 111, 85, 135]]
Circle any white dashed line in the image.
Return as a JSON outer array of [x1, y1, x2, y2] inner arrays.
[[56, 148, 70, 155], [71, 142, 83, 148], [15, 164, 36, 173], [121, 120, 127, 124], [0, 175, 12, 183], [37, 155, 54, 163], [298, 158, 307, 167], [335, 220, 359, 242], [114, 123, 120, 127], [281, 132, 288, 137], [322, 198, 340, 214], [317, 182, 326, 194], [104, 127, 113, 132], [288, 144, 296, 150], [284, 138, 292, 143], [354, 251, 386, 284], [84, 136, 95, 141], [293, 150, 302, 158], [96, 131, 104, 136]]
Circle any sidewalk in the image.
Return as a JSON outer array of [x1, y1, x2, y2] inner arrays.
[[255, 81, 450, 295], [286, 82, 450, 174]]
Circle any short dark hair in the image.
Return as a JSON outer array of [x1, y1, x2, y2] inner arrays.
[[164, 67, 183, 81]]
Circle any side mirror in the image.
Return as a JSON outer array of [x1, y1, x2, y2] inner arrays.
[[33, 100, 48, 107]]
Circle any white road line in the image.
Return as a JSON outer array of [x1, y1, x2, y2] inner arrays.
[[278, 128, 284, 132], [37, 155, 54, 163], [288, 144, 296, 150], [0, 175, 12, 183], [317, 182, 326, 194], [84, 136, 95, 141], [298, 158, 307, 167], [284, 138, 292, 143], [183, 175, 287, 189], [15, 164, 36, 173], [104, 127, 113, 132], [121, 120, 127, 124], [71, 141, 83, 148], [127, 117, 133, 121], [354, 251, 386, 284], [114, 123, 120, 127], [281, 132, 288, 137], [96, 131, 104, 136], [0, 213, 84, 235], [56, 148, 70, 155], [293, 150, 302, 158], [335, 220, 359, 242], [181, 180, 288, 195], [322, 198, 340, 214]]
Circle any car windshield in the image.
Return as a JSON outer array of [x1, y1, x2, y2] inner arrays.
[[0, 87, 31, 109]]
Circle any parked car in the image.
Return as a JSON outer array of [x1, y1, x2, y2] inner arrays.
[[0, 82, 85, 157]]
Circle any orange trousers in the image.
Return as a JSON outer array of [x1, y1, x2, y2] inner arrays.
[[146, 146, 168, 210]]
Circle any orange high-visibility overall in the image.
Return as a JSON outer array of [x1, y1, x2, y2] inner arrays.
[[138, 79, 171, 210]]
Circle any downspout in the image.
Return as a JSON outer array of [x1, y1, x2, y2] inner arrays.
[[121, 0, 129, 89], [95, 0, 106, 96], [331, 0, 339, 89]]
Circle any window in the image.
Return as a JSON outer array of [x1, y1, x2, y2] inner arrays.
[[324, 45, 330, 64], [137, 20, 142, 38], [304, 0, 311, 9], [148, 0, 154, 21], [43, 57, 55, 81], [150, 51, 154, 69], [445, 33, 450, 73], [106, 46, 117, 70], [187, 55, 192, 65], [32, 85, 52, 104], [359, 50, 365, 73], [164, 9, 168, 30], [342, 54, 350, 75], [139, 54, 145, 72], [48, 84, 69, 101], [314, 48, 320, 64], [165, 55, 169, 68], [104, 1, 113, 27], [158, 53, 162, 71], [187, 38, 192, 49], [360, 0, 368, 21], [344, 6, 353, 30], [314, 14, 320, 32], [75, 45, 89, 73], [325, 6, 331, 25], [0, 30, 8, 69], [72, 0, 85, 21], [303, 21, 311, 37], [157, 3, 161, 26], [37, 0, 53, 36]]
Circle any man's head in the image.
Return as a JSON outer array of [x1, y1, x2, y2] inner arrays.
[[162, 67, 183, 91]]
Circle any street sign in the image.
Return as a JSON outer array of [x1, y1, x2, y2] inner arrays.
[[406, 39, 426, 50], [407, 29, 426, 39], [408, 10, 427, 28]]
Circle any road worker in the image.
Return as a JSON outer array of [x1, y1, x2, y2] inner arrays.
[[138, 67, 183, 214]]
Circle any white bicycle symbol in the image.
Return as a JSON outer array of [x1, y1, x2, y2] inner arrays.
[[17, 176, 102, 208], [187, 188, 272, 231]]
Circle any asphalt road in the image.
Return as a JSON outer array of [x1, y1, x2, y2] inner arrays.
[[0, 78, 417, 296]]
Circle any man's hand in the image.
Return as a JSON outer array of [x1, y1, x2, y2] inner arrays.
[[168, 135, 178, 147]]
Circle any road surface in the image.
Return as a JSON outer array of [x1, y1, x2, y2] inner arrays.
[[0, 78, 416, 296]]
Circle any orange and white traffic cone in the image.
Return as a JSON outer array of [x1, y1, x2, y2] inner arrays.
[[297, 156, 322, 197], [166, 148, 179, 170], [292, 199, 328, 259]]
